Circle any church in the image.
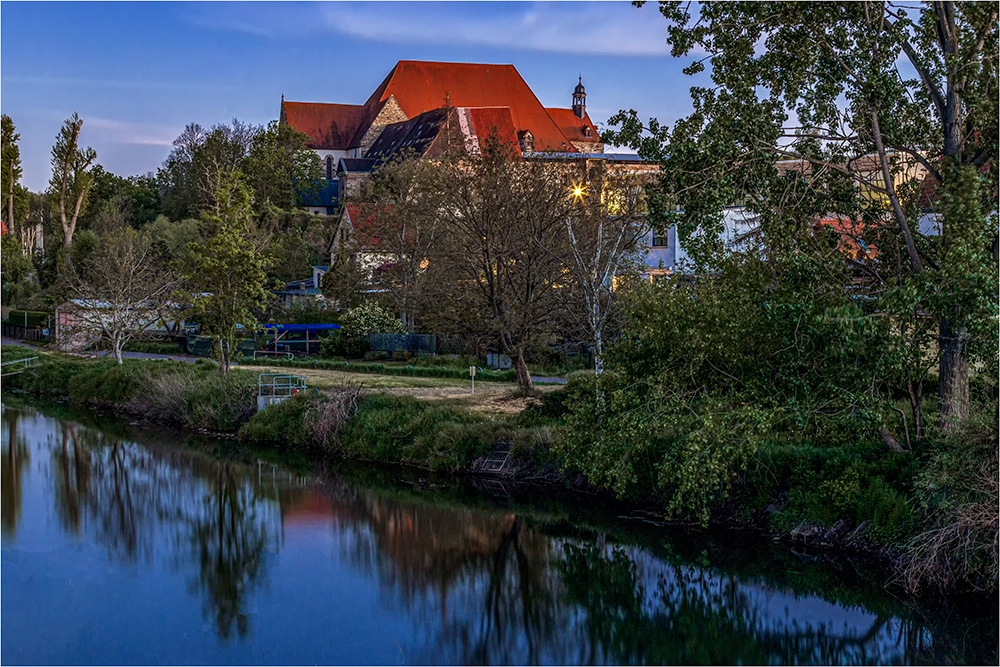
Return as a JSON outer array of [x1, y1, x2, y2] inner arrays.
[[281, 60, 605, 213]]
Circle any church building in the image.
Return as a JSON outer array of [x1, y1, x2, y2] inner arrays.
[[280, 60, 604, 206]]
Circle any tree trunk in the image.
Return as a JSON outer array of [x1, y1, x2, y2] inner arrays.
[[907, 378, 925, 441], [514, 350, 533, 395], [113, 335, 124, 365], [593, 331, 604, 375], [938, 319, 969, 427]]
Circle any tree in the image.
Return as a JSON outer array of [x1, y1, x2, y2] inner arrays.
[[242, 120, 323, 213], [2, 115, 30, 249], [609, 1, 997, 426], [321, 243, 368, 309], [69, 227, 182, 364], [428, 136, 570, 393], [49, 113, 98, 250], [563, 164, 651, 375], [188, 169, 272, 374], [363, 154, 446, 331], [158, 120, 257, 221]]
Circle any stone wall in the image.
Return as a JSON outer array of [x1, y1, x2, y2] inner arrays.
[[357, 95, 409, 156]]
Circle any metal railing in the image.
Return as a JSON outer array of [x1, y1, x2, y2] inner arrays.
[[257, 373, 308, 398], [366, 332, 436, 355], [1, 356, 40, 376]]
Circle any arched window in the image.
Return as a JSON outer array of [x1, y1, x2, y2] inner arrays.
[[326, 156, 333, 180]]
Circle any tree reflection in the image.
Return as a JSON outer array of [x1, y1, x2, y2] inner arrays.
[[52, 421, 91, 535], [188, 462, 270, 640], [559, 541, 943, 665], [1, 408, 31, 537], [336, 488, 563, 664]]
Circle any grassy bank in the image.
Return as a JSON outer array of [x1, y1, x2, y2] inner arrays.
[[241, 356, 521, 382], [4, 347, 994, 593]]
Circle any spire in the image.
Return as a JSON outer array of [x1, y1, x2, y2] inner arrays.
[[572, 76, 586, 119]]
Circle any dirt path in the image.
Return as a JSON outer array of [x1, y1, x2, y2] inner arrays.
[[241, 364, 560, 414]]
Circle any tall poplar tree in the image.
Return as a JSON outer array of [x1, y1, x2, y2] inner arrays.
[[49, 113, 98, 250]]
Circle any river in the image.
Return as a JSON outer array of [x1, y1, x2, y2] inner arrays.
[[1, 401, 996, 665]]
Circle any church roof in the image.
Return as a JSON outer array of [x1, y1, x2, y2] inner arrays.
[[357, 60, 577, 152], [282, 101, 366, 150], [546, 108, 601, 145], [365, 108, 450, 161]]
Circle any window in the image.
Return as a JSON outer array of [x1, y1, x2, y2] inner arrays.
[[326, 156, 333, 180], [651, 228, 668, 248]]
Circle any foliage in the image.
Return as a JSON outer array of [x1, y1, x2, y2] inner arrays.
[[1, 234, 34, 291], [242, 120, 323, 211], [144, 215, 205, 276], [188, 169, 272, 373], [340, 300, 406, 336], [2, 115, 30, 247], [79, 165, 161, 232], [608, 1, 998, 425]]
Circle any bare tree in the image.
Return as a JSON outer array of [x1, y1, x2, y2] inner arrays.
[[363, 154, 446, 331], [49, 113, 97, 250], [69, 227, 183, 364], [428, 136, 569, 393], [563, 164, 651, 375]]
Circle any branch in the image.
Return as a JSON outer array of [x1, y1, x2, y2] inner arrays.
[[882, 15, 945, 120]]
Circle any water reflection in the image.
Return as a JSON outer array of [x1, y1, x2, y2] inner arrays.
[[1, 402, 995, 665], [1, 408, 30, 536]]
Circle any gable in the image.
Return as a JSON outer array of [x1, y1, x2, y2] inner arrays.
[[356, 60, 578, 153], [282, 101, 366, 150]]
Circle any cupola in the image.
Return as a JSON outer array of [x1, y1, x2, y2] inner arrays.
[[572, 76, 586, 119]]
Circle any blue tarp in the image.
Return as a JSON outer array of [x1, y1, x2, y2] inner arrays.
[[262, 323, 341, 331]]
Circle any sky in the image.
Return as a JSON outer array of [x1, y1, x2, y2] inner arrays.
[[1, 1, 708, 192]]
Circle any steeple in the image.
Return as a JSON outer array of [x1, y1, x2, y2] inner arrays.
[[572, 76, 586, 119]]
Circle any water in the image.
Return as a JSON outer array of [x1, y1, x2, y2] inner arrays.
[[1, 401, 995, 665]]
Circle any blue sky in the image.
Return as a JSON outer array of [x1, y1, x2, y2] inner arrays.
[[2, 1, 707, 191]]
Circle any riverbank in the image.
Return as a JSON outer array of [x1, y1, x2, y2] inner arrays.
[[2, 346, 995, 595]]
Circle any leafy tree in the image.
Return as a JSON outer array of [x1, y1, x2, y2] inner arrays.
[[1, 234, 34, 305], [158, 120, 257, 220], [608, 1, 998, 427], [242, 120, 322, 213], [68, 227, 183, 364], [144, 215, 205, 276], [49, 113, 98, 250], [188, 169, 272, 374], [81, 166, 162, 233]]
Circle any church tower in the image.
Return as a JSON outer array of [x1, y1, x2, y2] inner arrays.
[[572, 76, 586, 119]]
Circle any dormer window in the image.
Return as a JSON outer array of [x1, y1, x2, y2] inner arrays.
[[583, 126, 592, 139]]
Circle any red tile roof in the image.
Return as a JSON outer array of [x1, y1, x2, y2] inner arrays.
[[545, 107, 601, 147], [282, 101, 366, 150], [357, 61, 577, 152], [468, 107, 521, 155]]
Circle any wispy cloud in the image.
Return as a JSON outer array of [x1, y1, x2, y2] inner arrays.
[[184, 1, 671, 57], [3, 74, 240, 93], [325, 2, 669, 56], [70, 116, 180, 147]]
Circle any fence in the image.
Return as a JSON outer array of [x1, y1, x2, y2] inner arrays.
[[366, 333, 436, 356], [1, 323, 50, 343]]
